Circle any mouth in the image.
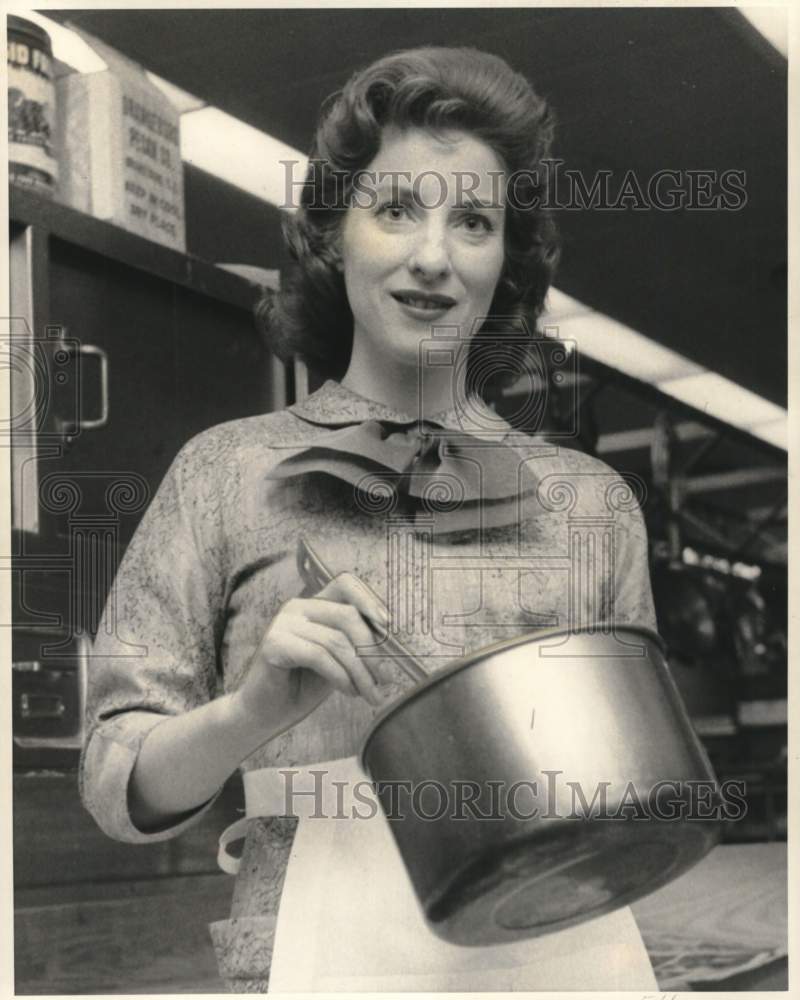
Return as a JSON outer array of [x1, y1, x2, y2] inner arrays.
[[390, 290, 457, 314]]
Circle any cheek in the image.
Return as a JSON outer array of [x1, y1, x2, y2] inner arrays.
[[462, 244, 506, 301], [342, 227, 401, 288], [342, 237, 374, 306]]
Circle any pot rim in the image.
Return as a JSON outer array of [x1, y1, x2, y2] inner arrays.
[[359, 622, 665, 769]]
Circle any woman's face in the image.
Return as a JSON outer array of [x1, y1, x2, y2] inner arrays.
[[340, 126, 507, 370]]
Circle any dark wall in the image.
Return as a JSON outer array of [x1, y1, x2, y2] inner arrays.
[[183, 162, 286, 270]]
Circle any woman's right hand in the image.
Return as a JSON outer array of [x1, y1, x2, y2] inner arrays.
[[230, 573, 391, 740]]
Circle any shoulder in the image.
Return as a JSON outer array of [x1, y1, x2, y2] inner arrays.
[[178, 408, 311, 461], [147, 408, 319, 528], [547, 444, 635, 492], [506, 435, 646, 520], [130, 408, 320, 563], [168, 407, 326, 484], [504, 433, 618, 479]]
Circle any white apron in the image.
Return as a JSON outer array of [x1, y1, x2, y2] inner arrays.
[[218, 757, 658, 992]]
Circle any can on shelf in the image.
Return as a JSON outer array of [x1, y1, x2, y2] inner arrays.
[[8, 15, 58, 195]]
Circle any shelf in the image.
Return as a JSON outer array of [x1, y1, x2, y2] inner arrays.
[[9, 184, 262, 313]]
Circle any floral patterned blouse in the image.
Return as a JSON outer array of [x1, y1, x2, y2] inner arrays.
[[80, 377, 657, 990]]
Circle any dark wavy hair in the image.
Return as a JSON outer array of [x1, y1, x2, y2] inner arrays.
[[259, 46, 560, 395]]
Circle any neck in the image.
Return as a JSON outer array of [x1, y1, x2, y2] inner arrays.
[[340, 342, 470, 419]]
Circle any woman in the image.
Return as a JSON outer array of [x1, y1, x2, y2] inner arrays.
[[81, 46, 658, 991]]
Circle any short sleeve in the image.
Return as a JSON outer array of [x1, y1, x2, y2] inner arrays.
[[79, 435, 227, 843]]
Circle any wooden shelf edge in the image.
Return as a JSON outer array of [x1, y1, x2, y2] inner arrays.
[[9, 184, 263, 313]]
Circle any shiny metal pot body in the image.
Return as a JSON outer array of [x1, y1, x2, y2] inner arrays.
[[360, 626, 720, 946]]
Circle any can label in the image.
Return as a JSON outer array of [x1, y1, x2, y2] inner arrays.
[[8, 36, 58, 189]]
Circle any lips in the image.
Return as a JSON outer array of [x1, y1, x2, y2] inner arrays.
[[390, 290, 457, 312]]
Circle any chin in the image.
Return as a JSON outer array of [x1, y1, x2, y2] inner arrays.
[[384, 327, 431, 354]]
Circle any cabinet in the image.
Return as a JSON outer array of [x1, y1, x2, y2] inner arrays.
[[8, 186, 286, 992]]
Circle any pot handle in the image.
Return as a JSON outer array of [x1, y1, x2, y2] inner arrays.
[[296, 535, 429, 683], [296, 533, 333, 594]]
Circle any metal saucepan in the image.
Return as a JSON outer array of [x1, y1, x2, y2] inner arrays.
[[297, 536, 721, 947]]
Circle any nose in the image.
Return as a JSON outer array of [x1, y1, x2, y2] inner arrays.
[[407, 222, 452, 282]]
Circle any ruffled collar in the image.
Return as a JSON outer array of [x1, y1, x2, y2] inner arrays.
[[289, 379, 514, 440], [269, 380, 537, 535]]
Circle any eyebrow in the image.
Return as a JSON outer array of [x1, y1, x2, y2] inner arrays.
[[456, 194, 505, 211], [371, 179, 505, 211], [372, 174, 413, 193]]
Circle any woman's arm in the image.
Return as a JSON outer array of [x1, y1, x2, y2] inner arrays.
[[128, 575, 388, 831], [80, 437, 228, 844], [127, 691, 268, 831], [82, 430, 386, 842]]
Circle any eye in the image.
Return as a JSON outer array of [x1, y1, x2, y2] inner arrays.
[[458, 212, 494, 234], [377, 202, 410, 222]]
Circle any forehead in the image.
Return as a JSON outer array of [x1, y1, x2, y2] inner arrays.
[[366, 125, 507, 203]]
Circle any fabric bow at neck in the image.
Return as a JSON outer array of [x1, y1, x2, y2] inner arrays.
[[267, 417, 539, 533]]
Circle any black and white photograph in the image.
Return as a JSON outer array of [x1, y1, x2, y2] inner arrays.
[[2, 2, 793, 994]]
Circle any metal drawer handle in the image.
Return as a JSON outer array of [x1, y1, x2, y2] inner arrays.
[[20, 692, 66, 720], [57, 342, 110, 432], [13, 660, 42, 673], [12, 636, 90, 748]]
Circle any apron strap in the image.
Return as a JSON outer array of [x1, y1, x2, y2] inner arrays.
[[217, 816, 251, 875], [217, 756, 367, 875]]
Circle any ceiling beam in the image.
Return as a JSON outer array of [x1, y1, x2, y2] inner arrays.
[[685, 466, 786, 494], [596, 421, 714, 454]]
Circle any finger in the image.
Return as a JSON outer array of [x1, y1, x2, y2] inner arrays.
[[302, 598, 385, 685], [297, 620, 383, 706], [318, 573, 389, 631], [284, 597, 385, 670], [276, 631, 359, 699], [299, 597, 387, 663]]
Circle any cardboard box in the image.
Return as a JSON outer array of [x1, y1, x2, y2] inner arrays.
[[56, 30, 186, 252]]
